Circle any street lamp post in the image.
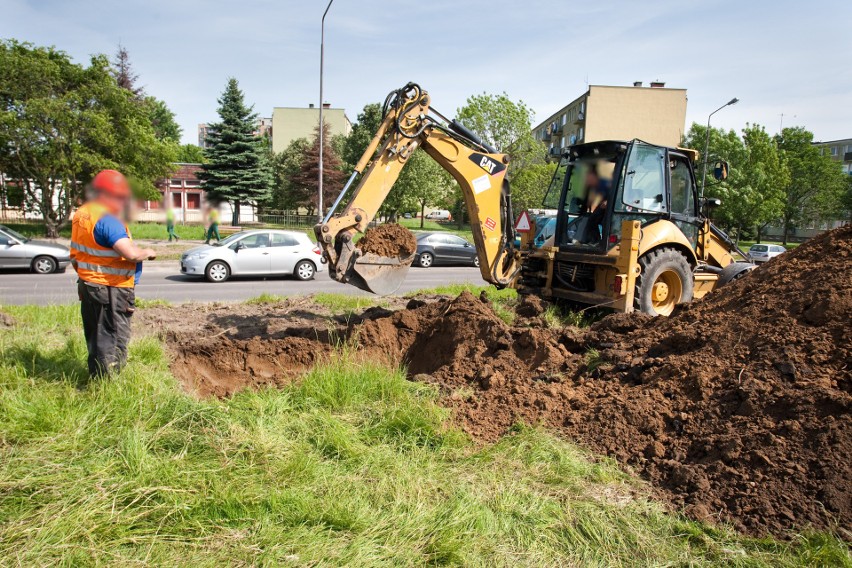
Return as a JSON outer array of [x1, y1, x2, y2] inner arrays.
[[701, 97, 739, 197], [318, 0, 335, 222]]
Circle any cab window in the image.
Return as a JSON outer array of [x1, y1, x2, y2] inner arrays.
[[669, 155, 696, 217], [619, 144, 666, 213]]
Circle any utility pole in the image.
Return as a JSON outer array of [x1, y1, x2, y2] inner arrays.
[[317, 0, 335, 222], [701, 97, 739, 197]]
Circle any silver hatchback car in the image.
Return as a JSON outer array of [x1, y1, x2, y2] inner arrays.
[[748, 243, 786, 263], [180, 229, 325, 283], [0, 224, 71, 274]]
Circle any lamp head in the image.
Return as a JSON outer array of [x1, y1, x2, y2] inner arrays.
[[728, 97, 740, 106]]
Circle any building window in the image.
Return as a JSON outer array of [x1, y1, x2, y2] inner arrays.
[[561, 114, 567, 126], [185, 180, 200, 188], [4, 183, 24, 208], [830, 146, 838, 156], [186, 193, 201, 210], [170, 179, 183, 187], [172, 193, 182, 208]]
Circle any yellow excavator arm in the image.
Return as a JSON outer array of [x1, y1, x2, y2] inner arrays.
[[314, 83, 522, 294]]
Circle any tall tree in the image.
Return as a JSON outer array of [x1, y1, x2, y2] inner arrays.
[[684, 123, 787, 243], [144, 96, 182, 143], [775, 127, 848, 244], [198, 78, 272, 225], [176, 143, 206, 164], [110, 45, 181, 145], [455, 92, 548, 226], [269, 137, 311, 211], [0, 40, 175, 237], [111, 44, 143, 99], [290, 122, 347, 216], [341, 103, 383, 168]]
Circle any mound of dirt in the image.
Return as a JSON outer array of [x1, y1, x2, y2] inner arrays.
[[356, 223, 417, 258], [159, 227, 851, 536]]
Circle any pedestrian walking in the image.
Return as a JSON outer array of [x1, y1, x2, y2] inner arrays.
[[166, 207, 180, 242], [205, 207, 221, 244]]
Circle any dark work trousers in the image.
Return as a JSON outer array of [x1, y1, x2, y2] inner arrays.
[[78, 281, 135, 377]]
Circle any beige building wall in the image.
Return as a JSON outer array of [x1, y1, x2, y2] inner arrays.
[[533, 84, 687, 152], [584, 86, 687, 147], [271, 107, 351, 153]]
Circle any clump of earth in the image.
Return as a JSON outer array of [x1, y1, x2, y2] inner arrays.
[[141, 226, 851, 538], [356, 223, 417, 258]]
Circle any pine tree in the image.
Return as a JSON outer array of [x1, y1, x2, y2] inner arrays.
[[111, 44, 143, 99], [198, 78, 272, 225], [291, 122, 347, 216]]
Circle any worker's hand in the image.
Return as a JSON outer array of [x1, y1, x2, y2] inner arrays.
[[142, 248, 157, 260]]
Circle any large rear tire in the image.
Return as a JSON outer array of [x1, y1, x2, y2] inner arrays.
[[635, 248, 693, 316]]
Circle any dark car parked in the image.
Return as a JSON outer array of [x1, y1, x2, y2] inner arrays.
[[414, 233, 479, 268]]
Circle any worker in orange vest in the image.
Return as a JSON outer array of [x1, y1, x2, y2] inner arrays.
[[70, 170, 157, 378]]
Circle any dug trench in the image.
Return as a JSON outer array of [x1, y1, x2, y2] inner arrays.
[[141, 226, 851, 539]]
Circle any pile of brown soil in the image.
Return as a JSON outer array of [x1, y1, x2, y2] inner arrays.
[[356, 223, 417, 257], [157, 226, 851, 537], [349, 227, 852, 536]]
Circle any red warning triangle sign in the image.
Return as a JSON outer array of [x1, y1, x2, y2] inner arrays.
[[514, 211, 532, 233]]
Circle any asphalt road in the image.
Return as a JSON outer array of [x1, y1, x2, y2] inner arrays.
[[0, 262, 488, 305]]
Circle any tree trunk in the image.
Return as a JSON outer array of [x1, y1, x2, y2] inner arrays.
[[782, 217, 790, 246], [232, 200, 240, 226], [420, 201, 426, 229], [756, 226, 762, 244]]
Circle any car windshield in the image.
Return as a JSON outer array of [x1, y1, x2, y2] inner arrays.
[[0, 225, 29, 242], [750, 245, 768, 252]]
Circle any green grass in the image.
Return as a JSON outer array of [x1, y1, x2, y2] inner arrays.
[[542, 304, 588, 328], [313, 293, 388, 316], [3, 222, 209, 241], [245, 292, 286, 305], [0, 305, 849, 566], [135, 298, 172, 309]]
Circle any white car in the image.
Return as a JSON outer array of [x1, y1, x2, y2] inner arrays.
[[748, 243, 786, 263], [180, 229, 325, 283]]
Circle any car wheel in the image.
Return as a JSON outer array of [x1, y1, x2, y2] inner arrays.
[[294, 260, 316, 281], [32, 256, 57, 274], [473, 256, 480, 268], [205, 260, 231, 283], [418, 252, 434, 268]]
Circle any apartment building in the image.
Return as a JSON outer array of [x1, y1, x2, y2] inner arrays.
[[533, 82, 688, 157], [197, 117, 273, 149], [815, 138, 852, 175], [271, 104, 351, 153]]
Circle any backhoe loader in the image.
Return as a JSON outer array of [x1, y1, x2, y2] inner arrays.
[[315, 82, 753, 315]]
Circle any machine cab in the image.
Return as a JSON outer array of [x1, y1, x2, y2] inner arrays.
[[541, 140, 701, 252]]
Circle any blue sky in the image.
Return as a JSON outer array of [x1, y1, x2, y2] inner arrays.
[[4, 0, 850, 145]]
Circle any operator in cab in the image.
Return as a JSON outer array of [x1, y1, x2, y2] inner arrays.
[[582, 162, 612, 244], [70, 170, 157, 378]]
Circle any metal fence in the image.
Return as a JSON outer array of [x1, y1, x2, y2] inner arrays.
[[255, 211, 316, 230]]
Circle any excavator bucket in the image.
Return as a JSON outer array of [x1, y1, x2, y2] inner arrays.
[[346, 252, 415, 295]]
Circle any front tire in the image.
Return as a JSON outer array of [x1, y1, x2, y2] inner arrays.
[[32, 256, 57, 274], [635, 248, 693, 316], [473, 256, 480, 268], [418, 252, 434, 268], [205, 260, 231, 283], [294, 260, 316, 281]]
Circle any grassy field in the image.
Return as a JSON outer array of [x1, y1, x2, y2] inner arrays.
[[398, 218, 475, 243], [0, 302, 848, 566]]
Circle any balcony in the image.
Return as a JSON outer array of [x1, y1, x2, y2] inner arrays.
[[844, 152, 852, 161], [574, 112, 585, 124]]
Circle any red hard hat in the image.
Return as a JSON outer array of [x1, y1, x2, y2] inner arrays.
[[92, 169, 131, 198]]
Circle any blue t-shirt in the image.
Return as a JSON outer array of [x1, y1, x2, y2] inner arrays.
[[93, 214, 143, 284]]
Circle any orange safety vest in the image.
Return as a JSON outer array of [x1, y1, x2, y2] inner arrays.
[[70, 202, 136, 288]]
